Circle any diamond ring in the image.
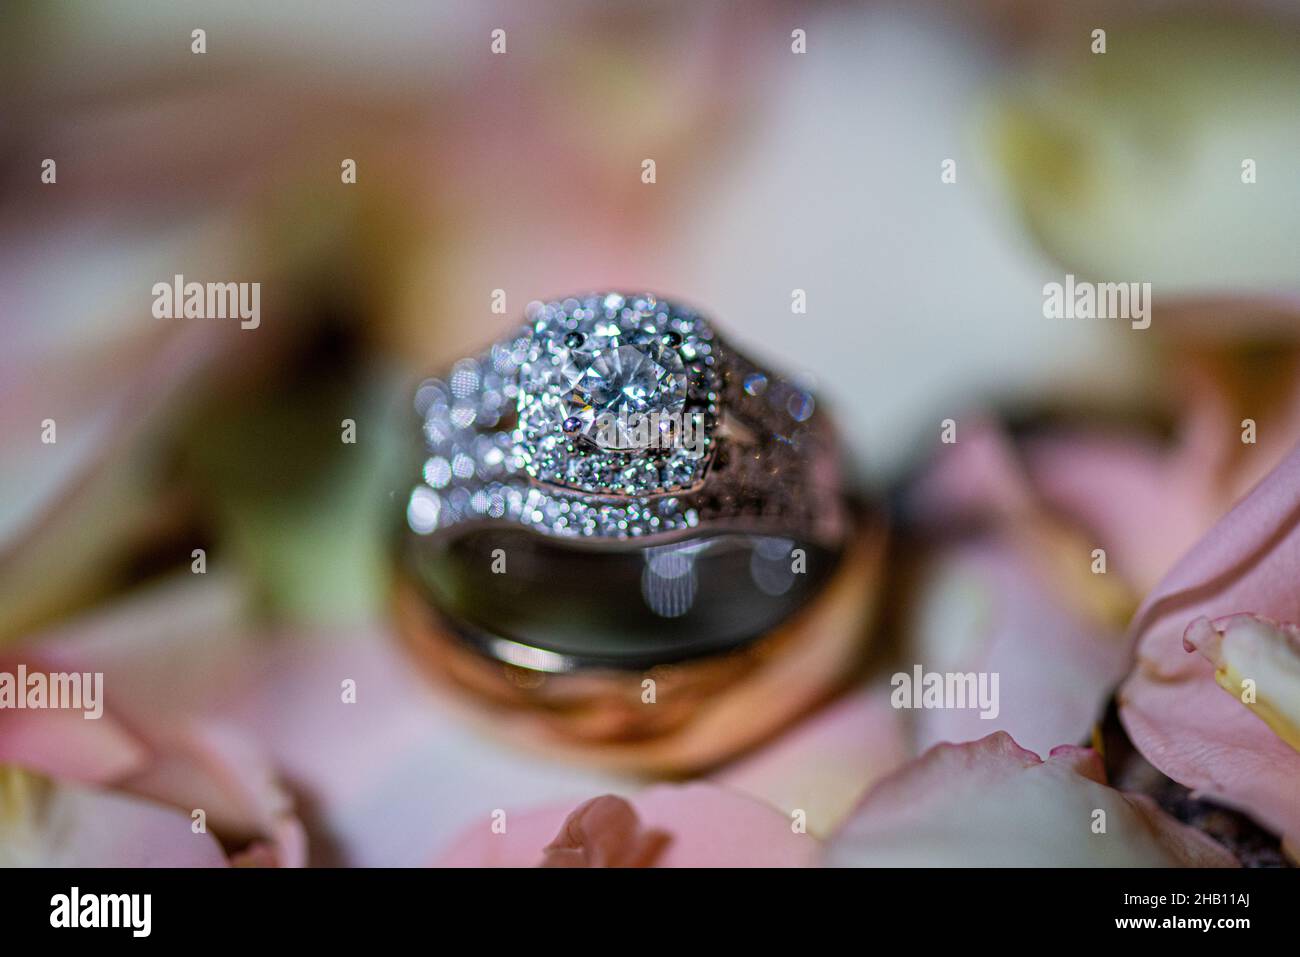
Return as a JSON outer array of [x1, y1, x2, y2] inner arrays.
[[394, 292, 855, 676]]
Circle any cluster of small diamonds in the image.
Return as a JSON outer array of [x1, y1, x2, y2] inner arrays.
[[405, 291, 832, 540], [407, 475, 703, 540], [514, 293, 720, 495], [406, 294, 722, 540]]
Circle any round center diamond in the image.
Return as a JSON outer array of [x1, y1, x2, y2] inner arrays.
[[587, 343, 672, 413], [562, 339, 686, 448]]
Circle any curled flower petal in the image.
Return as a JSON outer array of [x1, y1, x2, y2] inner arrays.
[[539, 795, 671, 868], [1182, 615, 1300, 752], [436, 784, 818, 868], [118, 722, 308, 868], [0, 686, 147, 784], [18, 576, 632, 867], [1121, 443, 1300, 843], [824, 732, 1238, 867], [0, 766, 229, 868], [0, 579, 307, 865]]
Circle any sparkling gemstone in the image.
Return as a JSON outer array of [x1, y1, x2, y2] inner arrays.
[[564, 341, 686, 449], [515, 293, 718, 494]]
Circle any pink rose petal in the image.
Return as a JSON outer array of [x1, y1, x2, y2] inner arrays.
[[0, 767, 229, 868], [119, 722, 308, 868], [825, 733, 1237, 867], [539, 795, 671, 868], [1021, 428, 1221, 594], [1121, 444, 1300, 843], [437, 783, 819, 868], [906, 416, 1037, 524], [1180, 615, 1300, 753], [905, 539, 1129, 759], [0, 665, 148, 784], [3, 583, 308, 865]]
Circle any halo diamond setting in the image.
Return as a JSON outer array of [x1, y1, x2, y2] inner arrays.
[[515, 293, 720, 495]]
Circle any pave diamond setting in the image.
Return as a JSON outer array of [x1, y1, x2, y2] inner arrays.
[[515, 293, 720, 495], [406, 291, 836, 542]]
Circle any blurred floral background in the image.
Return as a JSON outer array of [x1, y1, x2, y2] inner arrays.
[[1, 0, 1298, 867]]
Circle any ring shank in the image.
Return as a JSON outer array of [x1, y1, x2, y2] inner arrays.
[[404, 527, 842, 671], [392, 509, 885, 774]]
